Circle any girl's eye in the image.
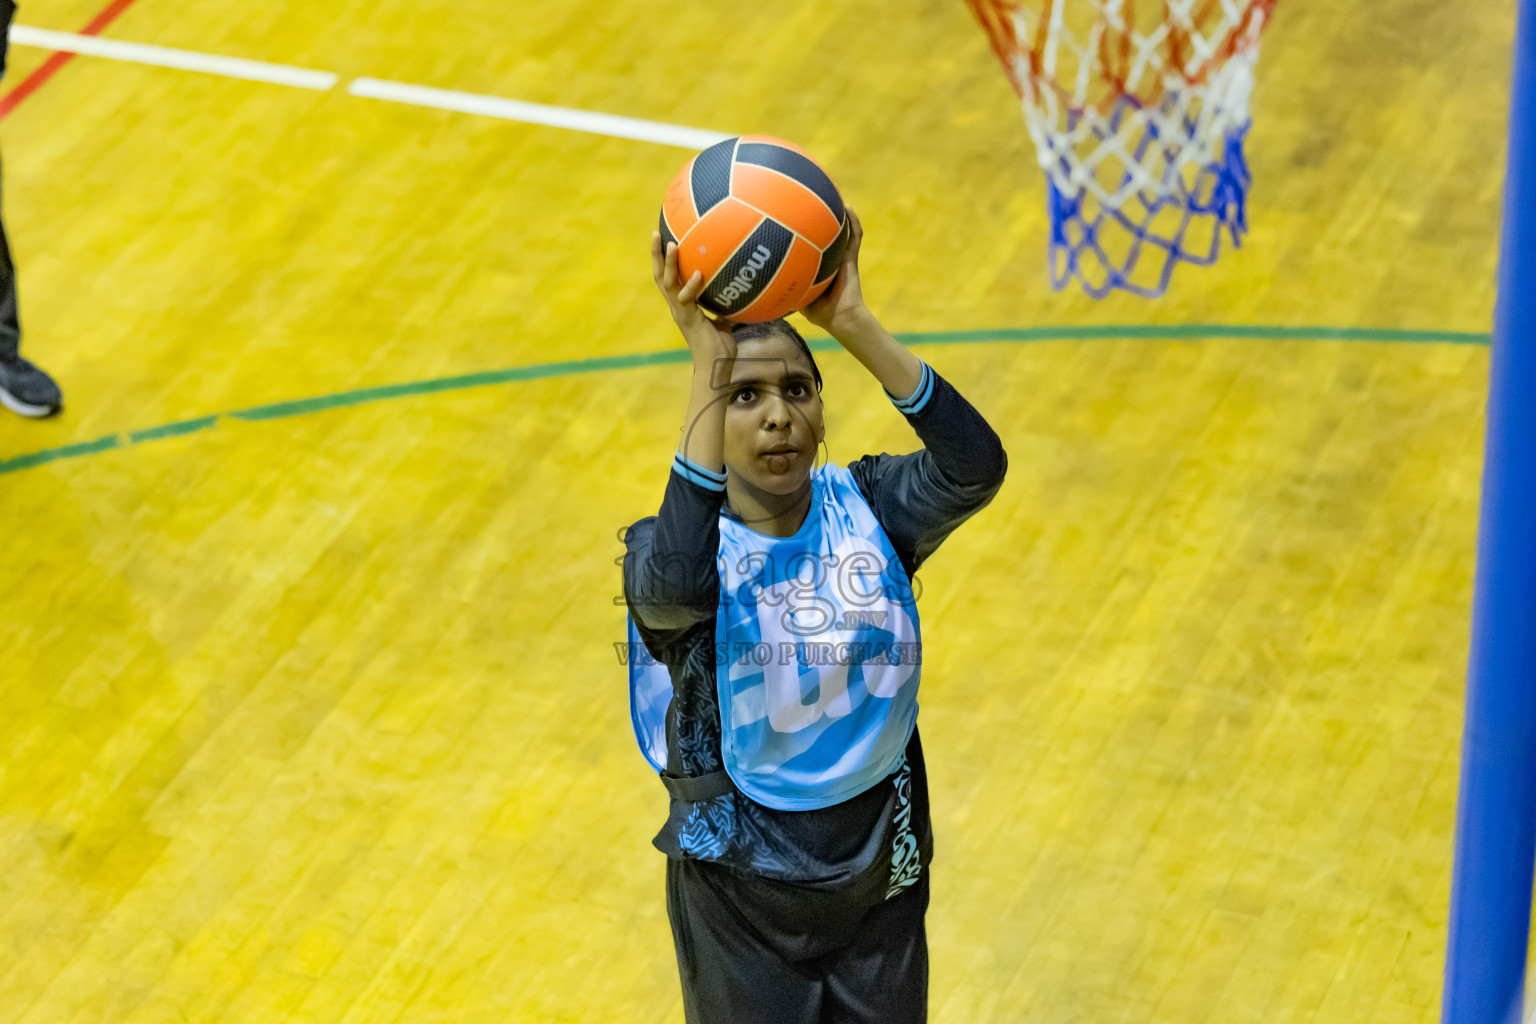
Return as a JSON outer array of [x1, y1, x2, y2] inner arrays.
[[788, 383, 809, 398], [733, 388, 756, 403]]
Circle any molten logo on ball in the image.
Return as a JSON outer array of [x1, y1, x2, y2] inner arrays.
[[717, 245, 773, 305]]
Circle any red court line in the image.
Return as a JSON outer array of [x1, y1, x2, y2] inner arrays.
[[0, 0, 145, 120]]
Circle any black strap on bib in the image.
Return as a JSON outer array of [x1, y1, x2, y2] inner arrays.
[[660, 769, 736, 803]]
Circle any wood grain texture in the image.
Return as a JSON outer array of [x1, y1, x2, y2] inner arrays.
[[0, 0, 1512, 1020]]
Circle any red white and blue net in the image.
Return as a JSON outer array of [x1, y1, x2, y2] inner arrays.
[[966, 0, 1277, 298]]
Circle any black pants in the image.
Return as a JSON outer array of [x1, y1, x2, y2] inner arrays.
[[0, 159, 20, 363], [666, 857, 929, 1024], [0, 3, 17, 363]]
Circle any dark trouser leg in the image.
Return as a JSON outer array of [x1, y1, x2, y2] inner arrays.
[[667, 858, 825, 1024], [819, 871, 930, 1024], [0, 152, 19, 364], [666, 857, 930, 1024]]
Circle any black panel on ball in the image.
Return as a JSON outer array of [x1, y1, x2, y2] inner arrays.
[[689, 137, 737, 218], [814, 214, 853, 285], [701, 218, 794, 317], [736, 143, 845, 223], [658, 209, 678, 249]]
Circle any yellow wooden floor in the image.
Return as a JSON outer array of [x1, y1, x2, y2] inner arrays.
[[0, 0, 1518, 1021]]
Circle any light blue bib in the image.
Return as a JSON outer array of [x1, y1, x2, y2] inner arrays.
[[626, 611, 672, 773], [627, 463, 922, 810]]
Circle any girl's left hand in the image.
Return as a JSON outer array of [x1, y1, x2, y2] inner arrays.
[[652, 232, 736, 366], [800, 208, 868, 336]]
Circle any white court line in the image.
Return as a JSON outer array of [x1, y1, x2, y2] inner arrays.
[[7, 25, 338, 90], [349, 77, 731, 150], [5, 25, 730, 149]]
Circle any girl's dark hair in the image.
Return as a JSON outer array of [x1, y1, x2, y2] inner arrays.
[[729, 318, 823, 392]]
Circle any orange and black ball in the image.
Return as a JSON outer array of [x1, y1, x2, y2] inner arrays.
[[659, 135, 851, 323]]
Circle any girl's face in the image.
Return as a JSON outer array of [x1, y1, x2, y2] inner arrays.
[[721, 332, 824, 496]]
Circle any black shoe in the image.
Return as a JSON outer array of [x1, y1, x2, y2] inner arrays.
[[0, 355, 62, 418]]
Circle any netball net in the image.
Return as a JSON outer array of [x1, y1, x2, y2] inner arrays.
[[966, 0, 1278, 298]]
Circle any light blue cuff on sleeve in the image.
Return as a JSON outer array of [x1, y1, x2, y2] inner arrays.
[[673, 451, 728, 492], [887, 361, 934, 415]]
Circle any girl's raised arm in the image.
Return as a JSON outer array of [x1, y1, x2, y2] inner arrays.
[[804, 212, 1007, 573], [801, 210, 923, 402], [652, 232, 737, 474], [626, 235, 739, 635]]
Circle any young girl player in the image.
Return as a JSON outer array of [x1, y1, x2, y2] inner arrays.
[[623, 211, 1007, 1023]]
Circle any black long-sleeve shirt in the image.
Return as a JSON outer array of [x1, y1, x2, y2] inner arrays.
[[623, 361, 1006, 893]]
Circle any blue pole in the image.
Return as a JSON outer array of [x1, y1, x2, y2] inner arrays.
[[1442, 0, 1536, 1018]]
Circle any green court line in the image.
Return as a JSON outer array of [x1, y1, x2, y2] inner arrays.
[[884, 324, 1491, 346], [224, 350, 691, 422], [128, 415, 219, 444], [0, 433, 123, 473], [0, 323, 1492, 477]]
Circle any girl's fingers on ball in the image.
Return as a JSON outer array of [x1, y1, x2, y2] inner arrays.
[[678, 269, 703, 303], [664, 242, 681, 290]]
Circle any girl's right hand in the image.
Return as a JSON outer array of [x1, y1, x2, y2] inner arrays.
[[652, 233, 736, 366]]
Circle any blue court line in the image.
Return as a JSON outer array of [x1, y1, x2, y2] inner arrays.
[[0, 323, 1491, 477]]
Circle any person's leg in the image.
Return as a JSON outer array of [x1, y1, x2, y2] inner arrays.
[[817, 872, 930, 1024], [667, 858, 825, 1024], [0, 209, 18, 364], [0, 149, 62, 418]]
